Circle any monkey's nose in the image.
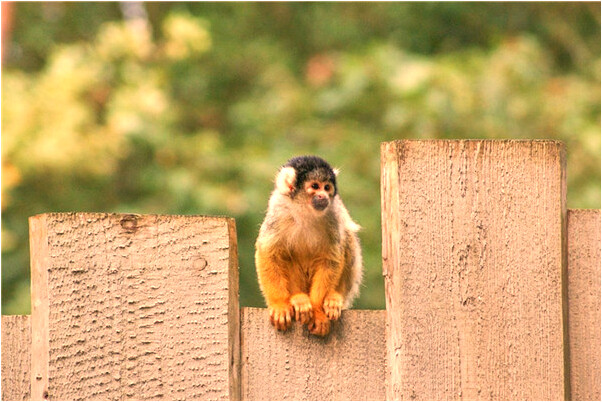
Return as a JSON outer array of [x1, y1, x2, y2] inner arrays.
[[312, 195, 329, 211]]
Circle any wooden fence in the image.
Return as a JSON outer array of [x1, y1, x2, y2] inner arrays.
[[2, 140, 600, 401]]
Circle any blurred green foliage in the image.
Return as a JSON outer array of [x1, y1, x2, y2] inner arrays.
[[2, 3, 600, 314]]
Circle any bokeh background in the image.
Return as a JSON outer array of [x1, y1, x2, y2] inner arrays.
[[2, 2, 600, 314]]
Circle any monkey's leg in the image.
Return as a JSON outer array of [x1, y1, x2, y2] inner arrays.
[[255, 250, 293, 331], [286, 267, 312, 324], [307, 266, 338, 336]]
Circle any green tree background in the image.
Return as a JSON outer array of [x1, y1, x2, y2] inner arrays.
[[2, 2, 600, 314]]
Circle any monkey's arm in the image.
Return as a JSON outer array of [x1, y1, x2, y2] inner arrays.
[[255, 247, 294, 330], [335, 230, 363, 307]]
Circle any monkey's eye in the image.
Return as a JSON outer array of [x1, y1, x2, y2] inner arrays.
[[311, 183, 319, 190], [324, 184, 331, 192]]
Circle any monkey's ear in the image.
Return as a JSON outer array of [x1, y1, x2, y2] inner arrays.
[[333, 167, 340, 177], [275, 166, 296, 194]]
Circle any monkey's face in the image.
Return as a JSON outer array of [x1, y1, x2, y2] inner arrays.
[[274, 156, 339, 214], [303, 179, 335, 212]]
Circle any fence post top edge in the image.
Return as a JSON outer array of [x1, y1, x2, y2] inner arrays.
[[28, 212, 236, 223], [380, 139, 566, 146]]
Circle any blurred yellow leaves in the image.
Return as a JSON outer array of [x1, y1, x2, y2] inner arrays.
[[163, 13, 211, 60], [2, 12, 215, 213], [390, 57, 432, 95], [2, 44, 125, 183], [96, 21, 153, 61]]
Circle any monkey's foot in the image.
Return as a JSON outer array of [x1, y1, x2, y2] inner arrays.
[[290, 293, 313, 324], [268, 302, 293, 331], [323, 291, 344, 320], [308, 309, 330, 337]]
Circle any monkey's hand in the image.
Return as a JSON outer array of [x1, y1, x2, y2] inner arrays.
[[290, 293, 313, 324], [268, 301, 293, 331], [323, 291, 344, 321], [308, 308, 330, 336]]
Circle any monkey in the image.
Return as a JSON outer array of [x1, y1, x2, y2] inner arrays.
[[255, 155, 363, 336]]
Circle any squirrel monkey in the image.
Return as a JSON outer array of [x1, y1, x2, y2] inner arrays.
[[255, 155, 363, 336]]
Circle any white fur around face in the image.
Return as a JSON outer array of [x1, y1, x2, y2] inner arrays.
[[275, 166, 296, 195]]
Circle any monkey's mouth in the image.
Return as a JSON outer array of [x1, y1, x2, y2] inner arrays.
[[312, 198, 329, 211]]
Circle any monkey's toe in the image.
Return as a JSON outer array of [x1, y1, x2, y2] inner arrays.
[[269, 302, 293, 331], [308, 317, 330, 337], [323, 292, 344, 321], [290, 293, 313, 324], [308, 310, 331, 337]]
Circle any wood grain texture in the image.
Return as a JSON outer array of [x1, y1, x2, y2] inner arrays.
[[381, 140, 567, 400], [567, 209, 601, 401], [1, 315, 31, 401], [29, 213, 239, 401], [241, 307, 385, 401]]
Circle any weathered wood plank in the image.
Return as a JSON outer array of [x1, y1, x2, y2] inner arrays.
[[29, 213, 239, 401], [567, 209, 601, 401], [241, 307, 385, 401], [1, 315, 31, 401], [381, 140, 567, 400]]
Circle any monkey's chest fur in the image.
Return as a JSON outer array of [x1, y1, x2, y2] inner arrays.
[[261, 208, 342, 281]]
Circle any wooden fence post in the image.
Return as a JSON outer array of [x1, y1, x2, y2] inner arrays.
[[29, 213, 240, 401], [567, 209, 601, 401], [1, 315, 31, 401], [381, 140, 567, 400], [240, 308, 386, 401]]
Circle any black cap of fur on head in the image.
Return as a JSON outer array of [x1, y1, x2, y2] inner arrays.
[[285, 155, 337, 195]]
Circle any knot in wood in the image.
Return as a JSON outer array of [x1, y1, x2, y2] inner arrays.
[[120, 215, 139, 233], [194, 257, 208, 271]]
